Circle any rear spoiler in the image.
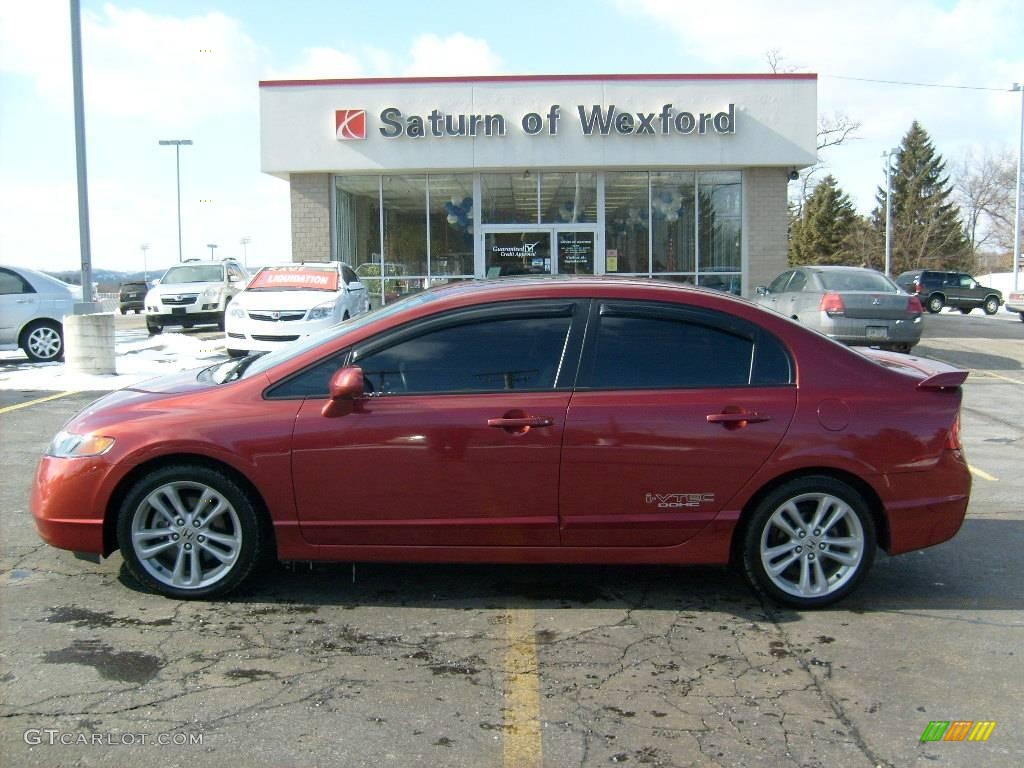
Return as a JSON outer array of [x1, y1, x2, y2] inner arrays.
[[857, 348, 968, 390], [917, 370, 969, 390]]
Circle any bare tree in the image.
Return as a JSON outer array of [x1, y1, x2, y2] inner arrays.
[[953, 148, 1015, 261]]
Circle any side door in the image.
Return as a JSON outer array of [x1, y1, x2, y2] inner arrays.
[[958, 274, 982, 308], [0, 268, 38, 345], [287, 299, 586, 547], [559, 300, 797, 547]]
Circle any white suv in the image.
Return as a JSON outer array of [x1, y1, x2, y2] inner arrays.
[[145, 259, 249, 335]]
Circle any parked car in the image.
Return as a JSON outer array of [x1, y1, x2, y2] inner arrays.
[[225, 262, 370, 357], [118, 280, 149, 314], [0, 264, 79, 362], [145, 258, 249, 335], [32, 277, 971, 608], [754, 266, 923, 353], [895, 269, 1003, 315], [1006, 289, 1024, 321]]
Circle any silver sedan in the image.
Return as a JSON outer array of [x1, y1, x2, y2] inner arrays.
[[754, 266, 923, 353]]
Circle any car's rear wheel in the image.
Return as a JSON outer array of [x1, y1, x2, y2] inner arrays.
[[146, 318, 162, 335], [926, 295, 944, 313], [116, 465, 263, 599], [983, 296, 1000, 315], [742, 476, 876, 609], [888, 343, 913, 354], [21, 320, 64, 362]]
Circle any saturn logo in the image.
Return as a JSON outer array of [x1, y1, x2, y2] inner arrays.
[[335, 109, 367, 140]]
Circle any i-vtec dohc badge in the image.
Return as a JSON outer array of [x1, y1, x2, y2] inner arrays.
[[645, 492, 715, 509]]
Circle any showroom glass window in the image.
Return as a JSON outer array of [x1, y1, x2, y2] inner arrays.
[[604, 172, 650, 274], [337, 176, 383, 302], [540, 172, 597, 223], [696, 171, 742, 293], [481, 173, 538, 224], [650, 171, 696, 279], [354, 315, 573, 395], [429, 174, 475, 281]]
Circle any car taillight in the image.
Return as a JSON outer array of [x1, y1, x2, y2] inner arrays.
[[907, 295, 923, 314], [914, 283, 925, 295], [820, 292, 845, 316], [945, 412, 962, 451]]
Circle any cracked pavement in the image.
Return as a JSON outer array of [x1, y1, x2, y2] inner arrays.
[[1, 315, 1022, 767]]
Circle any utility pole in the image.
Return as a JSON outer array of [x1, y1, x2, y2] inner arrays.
[[70, 0, 98, 311], [158, 139, 193, 262], [883, 148, 898, 278], [240, 236, 251, 268], [1013, 83, 1023, 291], [141, 243, 150, 282]]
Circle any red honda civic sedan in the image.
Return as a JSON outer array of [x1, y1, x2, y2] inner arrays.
[[32, 278, 971, 608]]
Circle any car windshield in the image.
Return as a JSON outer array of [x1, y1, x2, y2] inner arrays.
[[201, 289, 441, 385], [247, 266, 339, 292], [160, 265, 224, 283], [819, 270, 900, 293]]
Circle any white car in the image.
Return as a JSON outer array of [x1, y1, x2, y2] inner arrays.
[[0, 265, 80, 362], [145, 258, 249, 335], [1006, 290, 1024, 321], [224, 262, 370, 356]]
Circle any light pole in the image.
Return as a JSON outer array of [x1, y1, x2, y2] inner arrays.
[[883, 148, 898, 277], [1013, 83, 1023, 291], [207, 243, 218, 259], [240, 236, 251, 268], [158, 139, 192, 262], [141, 243, 150, 282]]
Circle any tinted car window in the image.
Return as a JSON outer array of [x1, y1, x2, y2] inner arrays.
[[354, 315, 572, 395], [582, 303, 792, 390], [267, 352, 349, 398], [0, 268, 32, 295], [788, 271, 808, 292], [818, 270, 899, 292], [341, 266, 359, 286], [768, 271, 793, 294]]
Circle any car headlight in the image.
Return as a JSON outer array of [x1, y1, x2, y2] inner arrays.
[[229, 305, 247, 319], [307, 301, 337, 321], [203, 286, 223, 301], [46, 431, 116, 458]]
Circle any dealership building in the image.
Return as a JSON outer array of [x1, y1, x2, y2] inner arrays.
[[259, 73, 817, 301]]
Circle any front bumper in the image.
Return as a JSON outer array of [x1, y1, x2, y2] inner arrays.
[[225, 315, 336, 353], [31, 454, 110, 555]]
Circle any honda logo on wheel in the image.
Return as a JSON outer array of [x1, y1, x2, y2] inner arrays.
[[335, 109, 367, 140]]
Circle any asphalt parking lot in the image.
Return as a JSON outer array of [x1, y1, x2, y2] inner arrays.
[[0, 311, 1021, 767]]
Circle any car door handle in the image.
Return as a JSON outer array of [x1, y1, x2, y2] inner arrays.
[[706, 411, 771, 428], [487, 416, 554, 429]]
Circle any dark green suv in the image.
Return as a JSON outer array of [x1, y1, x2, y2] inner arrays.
[[896, 270, 1003, 315]]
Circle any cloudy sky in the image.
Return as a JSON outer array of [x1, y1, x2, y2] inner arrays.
[[1, 0, 1021, 274]]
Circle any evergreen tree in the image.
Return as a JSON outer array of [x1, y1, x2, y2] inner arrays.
[[788, 175, 859, 265], [872, 122, 971, 275]]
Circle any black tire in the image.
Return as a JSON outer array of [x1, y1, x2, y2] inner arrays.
[[116, 464, 263, 599], [888, 343, 913, 354], [20, 320, 64, 362], [1019, 312, 1024, 323], [120, 307, 128, 315], [926, 294, 944, 314], [741, 476, 877, 609], [959, 307, 972, 314], [983, 296, 1000, 316]]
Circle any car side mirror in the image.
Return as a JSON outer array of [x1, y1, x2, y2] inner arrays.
[[755, 286, 769, 296], [229, 275, 239, 283], [153, 279, 161, 286], [321, 366, 365, 417]]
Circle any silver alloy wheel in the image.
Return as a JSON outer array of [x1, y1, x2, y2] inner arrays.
[[130, 481, 242, 590], [26, 325, 62, 360], [759, 492, 865, 599]]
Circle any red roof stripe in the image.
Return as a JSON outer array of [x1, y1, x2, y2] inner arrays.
[[259, 73, 817, 88]]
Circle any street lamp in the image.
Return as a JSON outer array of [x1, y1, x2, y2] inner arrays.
[[240, 236, 251, 268], [158, 139, 193, 262], [141, 243, 150, 282], [207, 243, 218, 259], [883, 148, 899, 277], [1013, 83, 1023, 291]]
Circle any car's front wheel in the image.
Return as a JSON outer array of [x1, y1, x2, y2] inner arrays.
[[983, 296, 1000, 315], [146, 318, 162, 335], [116, 465, 264, 599], [742, 476, 876, 609], [21, 320, 64, 362]]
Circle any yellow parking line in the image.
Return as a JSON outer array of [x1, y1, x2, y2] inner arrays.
[[969, 465, 999, 482], [504, 608, 542, 768], [0, 391, 78, 415], [979, 371, 1023, 385]]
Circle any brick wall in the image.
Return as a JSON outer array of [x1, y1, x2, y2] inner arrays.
[[290, 173, 331, 263], [743, 168, 790, 296]]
